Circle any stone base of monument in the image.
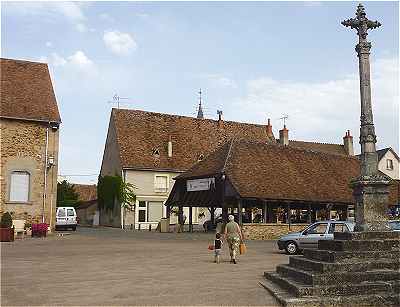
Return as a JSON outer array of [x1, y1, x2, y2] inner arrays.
[[260, 231, 400, 307]]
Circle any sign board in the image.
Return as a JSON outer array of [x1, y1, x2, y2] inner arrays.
[[186, 178, 215, 192]]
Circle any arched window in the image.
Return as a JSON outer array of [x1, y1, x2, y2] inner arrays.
[[9, 171, 30, 202], [198, 154, 205, 162], [152, 148, 160, 158]]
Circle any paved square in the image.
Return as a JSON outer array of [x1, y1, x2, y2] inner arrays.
[[2, 227, 289, 306]]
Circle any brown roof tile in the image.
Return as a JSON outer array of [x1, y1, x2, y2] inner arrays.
[[288, 140, 347, 156], [0, 58, 61, 123], [178, 139, 363, 204], [112, 108, 275, 171]]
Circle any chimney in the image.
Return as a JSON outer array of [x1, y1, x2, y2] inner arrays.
[[279, 125, 289, 146], [343, 130, 354, 156], [217, 110, 223, 128], [168, 136, 173, 158], [266, 118, 273, 138]]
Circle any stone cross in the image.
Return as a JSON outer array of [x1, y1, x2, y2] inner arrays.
[[342, 4, 391, 232], [342, 3, 381, 176]]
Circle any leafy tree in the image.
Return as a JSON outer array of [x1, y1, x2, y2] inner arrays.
[[57, 180, 79, 207], [120, 181, 137, 229]]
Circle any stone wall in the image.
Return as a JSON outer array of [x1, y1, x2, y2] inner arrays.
[[242, 223, 309, 240], [0, 119, 59, 229]]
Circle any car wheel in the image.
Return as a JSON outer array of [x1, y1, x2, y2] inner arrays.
[[285, 241, 298, 255]]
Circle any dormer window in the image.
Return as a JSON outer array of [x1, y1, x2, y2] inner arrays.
[[198, 154, 204, 162], [152, 148, 160, 158]]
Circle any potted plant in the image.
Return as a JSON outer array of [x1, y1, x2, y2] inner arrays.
[[0, 212, 14, 242], [24, 221, 32, 236]]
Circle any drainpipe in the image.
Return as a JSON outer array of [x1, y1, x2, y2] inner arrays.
[[42, 123, 50, 223]]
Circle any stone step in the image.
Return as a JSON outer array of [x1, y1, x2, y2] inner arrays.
[[277, 264, 400, 286], [318, 238, 400, 252], [264, 271, 313, 297], [289, 255, 400, 273], [303, 248, 400, 263], [259, 279, 400, 307], [265, 270, 400, 297], [334, 231, 400, 241]]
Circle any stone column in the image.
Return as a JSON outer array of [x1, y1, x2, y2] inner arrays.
[[342, 4, 391, 232]]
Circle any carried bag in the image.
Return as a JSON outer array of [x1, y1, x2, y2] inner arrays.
[[239, 242, 247, 255], [208, 244, 215, 250]]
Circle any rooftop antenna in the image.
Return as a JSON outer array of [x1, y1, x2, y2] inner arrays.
[[279, 114, 289, 127], [107, 93, 130, 109], [196, 88, 204, 119]]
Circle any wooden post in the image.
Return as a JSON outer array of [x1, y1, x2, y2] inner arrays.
[[263, 201, 267, 223], [189, 206, 193, 232], [210, 207, 215, 224], [238, 199, 243, 225], [166, 205, 171, 218], [178, 205, 183, 232]]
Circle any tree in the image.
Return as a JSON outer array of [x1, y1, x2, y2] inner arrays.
[[120, 181, 136, 230], [57, 180, 79, 207]]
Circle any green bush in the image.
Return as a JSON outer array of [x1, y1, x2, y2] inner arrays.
[[0, 212, 13, 228]]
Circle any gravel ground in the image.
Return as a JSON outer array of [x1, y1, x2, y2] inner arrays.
[[1, 226, 289, 306]]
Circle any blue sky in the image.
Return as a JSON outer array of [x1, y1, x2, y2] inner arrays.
[[1, 1, 399, 184]]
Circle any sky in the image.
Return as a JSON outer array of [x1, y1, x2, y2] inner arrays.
[[1, 1, 399, 184]]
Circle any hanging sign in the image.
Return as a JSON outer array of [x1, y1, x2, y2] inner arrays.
[[186, 178, 215, 192]]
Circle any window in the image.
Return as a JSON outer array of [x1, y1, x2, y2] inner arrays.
[[9, 171, 30, 202], [139, 201, 146, 208], [138, 210, 146, 222], [328, 223, 349, 234], [67, 209, 75, 217], [387, 159, 394, 170], [155, 175, 168, 192], [152, 148, 160, 158], [198, 154, 205, 162], [57, 208, 66, 217], [307, 223, 328, 234]]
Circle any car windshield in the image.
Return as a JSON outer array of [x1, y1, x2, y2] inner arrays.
[[389, 221, 400, 230]]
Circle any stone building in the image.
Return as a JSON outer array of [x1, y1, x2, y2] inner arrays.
[[376, 147, 399, 180], [0, 58, 61, 229], [100, 106, 355, 230]]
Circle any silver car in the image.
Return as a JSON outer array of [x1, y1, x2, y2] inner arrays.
[[277, 220, 355, 255], [389, 220, 400, 232]]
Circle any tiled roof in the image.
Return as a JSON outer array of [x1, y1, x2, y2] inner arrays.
[[73, 184, 97, 202], [288, 140, 347, 156], [376, 147, 400, 161], [112, 108, 275, 171], [178, 139, 364, 204], [0, 58, 61, 123]]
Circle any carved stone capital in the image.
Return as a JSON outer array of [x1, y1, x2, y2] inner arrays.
[[355, 41, 372, 54]]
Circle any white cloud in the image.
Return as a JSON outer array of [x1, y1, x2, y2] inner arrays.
[[68, 51, 93, 67], [136, 13, 149, 19], [231, 57, 399, 152], [99, 13, 115, 23], [40, 51, 93, 70], [103, 30, 137, 56], [45, 41, 53, 48], [5, 2, 88, 32], [199, 74, 237, 88], [75, 23, 87, 33]]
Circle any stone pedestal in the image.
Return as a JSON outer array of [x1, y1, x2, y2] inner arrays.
[[261, 231, 400, 306], [351, 175, 392, 232]]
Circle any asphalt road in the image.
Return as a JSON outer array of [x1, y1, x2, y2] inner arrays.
[[1, 227, 289, 306]]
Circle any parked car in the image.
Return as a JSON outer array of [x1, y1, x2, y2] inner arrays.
[[277, 220, 355, 255], [389, 220, 400, 232], [55, 207, 77, 231]]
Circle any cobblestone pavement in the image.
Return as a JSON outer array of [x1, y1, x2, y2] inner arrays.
[[2, 227, 289, 306]]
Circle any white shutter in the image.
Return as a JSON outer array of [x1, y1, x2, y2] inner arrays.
[[147, 201, 163, 222], [155, 176, 168, 192], [10, 172, 30, 202]]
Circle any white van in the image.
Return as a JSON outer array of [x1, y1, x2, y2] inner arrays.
[[56, 207, 77, 231]]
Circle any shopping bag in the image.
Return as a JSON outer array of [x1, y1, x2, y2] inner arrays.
[[208, 244, 214, 250], [239, 242, 247, 255]]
